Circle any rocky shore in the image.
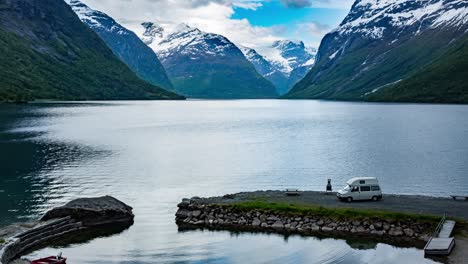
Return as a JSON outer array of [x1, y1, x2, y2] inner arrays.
[[175, 194, 444, 244], [0, 196, 134, 264], [176, 191, 468, 245]]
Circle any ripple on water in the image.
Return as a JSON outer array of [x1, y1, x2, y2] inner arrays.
[[2, 100, 463, 263]]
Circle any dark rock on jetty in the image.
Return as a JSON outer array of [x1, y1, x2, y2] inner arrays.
[[175, 196, 434, 243], [1, 196, 133, 264], [41, 196, 134, 226]]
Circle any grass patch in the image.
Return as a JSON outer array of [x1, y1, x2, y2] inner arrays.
[[453, 221, 468, 238], [225, 200, 441, 224], [0, 238, 5, 244]]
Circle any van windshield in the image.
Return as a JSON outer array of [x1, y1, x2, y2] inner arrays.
[[342, 185, 350, 191]]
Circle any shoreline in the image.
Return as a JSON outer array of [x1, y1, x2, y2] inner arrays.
[[0, 196, 134, 264], [175, 197, 438, 243], [175, 190, 468, 263], [186, 190, 468, 220]]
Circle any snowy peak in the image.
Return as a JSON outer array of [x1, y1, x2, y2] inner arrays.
[[65, 0, 174, 91], [285, 0, 468, 101], [65, 0, 130, 35], [137, 24, 277, 98], [174, 23, 200, 33], [144, 23, 239, 61], [240, 44, 316, 95], [240, 46, 280, 77], [141, 22, 164, 45], [336, 0, 468, 39], [272, 40, 306, 52], [264, 40, 317, 75]]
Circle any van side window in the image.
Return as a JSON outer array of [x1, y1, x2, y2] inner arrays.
[[359, 180, 365, 184], [360, 186, 371, 192], [371, 186, 380, 191], [351, 186, 359, 192]]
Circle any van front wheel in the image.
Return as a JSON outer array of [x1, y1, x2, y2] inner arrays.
[[372, 196, 378, 201], [347, 197, 353, 203]]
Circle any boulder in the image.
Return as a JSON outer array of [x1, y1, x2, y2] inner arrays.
[[192, 210, 202, 218], [388, 228, 404, 236], [374, 222, 383, 230], [311, 224, 320, 231], [176, 209, 191, 219], [370, 230, 384, 236], [267, 216, 280, 221], [403, 228, 415, 237], [356, 226, 367, 233], [177, 199, 191, 209], [252, 219, 262, 227], [272, 221, 284, 229], [41, 196, 134, 227]]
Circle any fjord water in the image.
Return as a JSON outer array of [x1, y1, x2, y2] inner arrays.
[[2, 100, 468, 264]]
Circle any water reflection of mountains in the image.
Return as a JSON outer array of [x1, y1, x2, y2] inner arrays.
[[177, 224, 426, 250], [0, 105, 110, 226]]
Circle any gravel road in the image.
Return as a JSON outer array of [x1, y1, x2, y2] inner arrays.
[[201, 190, 468, 220]]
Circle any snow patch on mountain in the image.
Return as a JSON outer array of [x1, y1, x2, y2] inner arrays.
[[255, 40, 317, 76], [240, 41, 317, 94], [65, 0, 129, 35], [138, 22, 238, 61], [141, 22, 164, 45], [335, 0, 468, 39], [240, 46, 275, 77]]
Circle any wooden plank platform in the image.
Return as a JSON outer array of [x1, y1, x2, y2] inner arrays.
[[424, 215, 456, 256], [438, 220, 456, 238], [424, 237, 455, 255]]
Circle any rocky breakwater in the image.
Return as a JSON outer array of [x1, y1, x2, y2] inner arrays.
[[175, 197, 434, 243], [0, 196, 134, 264]]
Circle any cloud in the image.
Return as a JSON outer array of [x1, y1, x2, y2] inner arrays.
[[295, 21, 331, 37], [78, 0, 349, 49], [80, 0, 287, 49], [281, 0, 311, 8], [281, 0, 354, 9]]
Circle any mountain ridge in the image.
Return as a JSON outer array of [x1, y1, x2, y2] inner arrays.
[[0, 0, 183, 101], [137, 22, 278, 99], [65, 0, 174, 91], [241, 41, 316, 95], [285, 0, 468, 103]]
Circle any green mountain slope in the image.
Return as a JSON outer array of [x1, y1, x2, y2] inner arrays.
[[368, 35, 468, 103], [283, 0, 468, 103], [0, 0, 183, 101], [143, 24, 278, 99]]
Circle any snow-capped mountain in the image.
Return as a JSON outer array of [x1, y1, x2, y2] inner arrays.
[[65, 0, 174, 91], [336, 0, 468, 39], [138, 22, 277, 99], [286, 0, 468, 102], [267, 40, 316, 76], [240, 46, 289, 95], [240, 41, 316, 94], [0, 0, 181, 101], [141, 22, 164, 45], [155, 23, 241, 62]]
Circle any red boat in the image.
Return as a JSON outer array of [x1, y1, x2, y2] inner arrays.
[[31, 254, 66, 264]]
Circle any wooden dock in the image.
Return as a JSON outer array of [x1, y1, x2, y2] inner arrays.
[[424, 214, 456, 255]]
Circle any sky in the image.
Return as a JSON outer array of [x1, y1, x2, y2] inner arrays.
[[79, 0, 354, 50]]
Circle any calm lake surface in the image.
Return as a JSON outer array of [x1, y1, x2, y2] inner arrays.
[[2, 100, 468, 263]]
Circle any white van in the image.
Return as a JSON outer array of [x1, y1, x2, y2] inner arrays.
[[337, 177, 382, 202]]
